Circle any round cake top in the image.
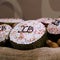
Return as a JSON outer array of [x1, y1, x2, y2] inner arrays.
[[47, 20, 60, 34], [0, 24, 12, 42], [10, 20, 46, 44]]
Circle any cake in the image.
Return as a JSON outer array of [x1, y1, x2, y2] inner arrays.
[[0, 24, 12, 46], [0, 19, 24, 27], [37, 18, 54, 27], [10, 20, 47, 50], [47, 20, 60, 42]]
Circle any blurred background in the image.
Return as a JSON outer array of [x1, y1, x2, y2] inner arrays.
[[0, 0, 60, 20]]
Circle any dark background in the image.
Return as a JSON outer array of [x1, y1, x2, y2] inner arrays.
[[0, 0, 60, 19]]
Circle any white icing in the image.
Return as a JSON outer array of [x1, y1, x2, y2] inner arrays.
[[0, 19, 24, 23], [37, 18, 55, 24], [10, 20, 46, 44], [47, 23, 60, 34], [0, 24, 12, 42], [54, 18, 60, 21]]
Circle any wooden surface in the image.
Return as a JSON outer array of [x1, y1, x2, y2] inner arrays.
[[0, 47, 60, 60]]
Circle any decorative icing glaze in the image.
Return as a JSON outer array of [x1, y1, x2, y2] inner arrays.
[[47, 20, 60, 34], [0, 24, 12, 42], [0, 19, 24, 23], [10, 20, 46, 44], [37, 18, 54, 24]]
